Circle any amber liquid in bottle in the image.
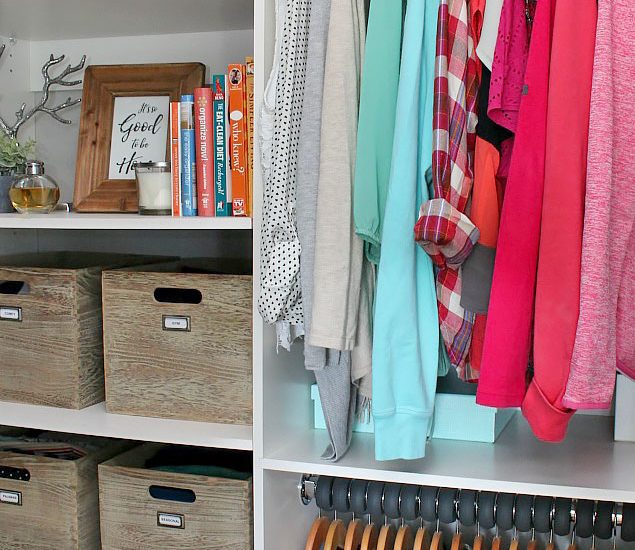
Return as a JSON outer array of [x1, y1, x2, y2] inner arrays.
[[9, 187, 60, 213]]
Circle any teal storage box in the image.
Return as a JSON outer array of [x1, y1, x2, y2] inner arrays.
[[311, 385, 515, 443], [431, 393, 516, 443], [311, 384, 374, 433]]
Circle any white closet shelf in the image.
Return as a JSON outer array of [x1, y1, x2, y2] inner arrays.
[[0, 212, 252, 230], [261, 414, 635, 502], [0, 0, 254, 40], [0, 401, 253, 450]]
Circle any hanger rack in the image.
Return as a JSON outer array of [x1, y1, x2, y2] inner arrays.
[[298, 475, 635, 542]]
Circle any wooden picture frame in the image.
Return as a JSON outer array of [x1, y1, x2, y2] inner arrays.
[[73, 63, 205, 213]]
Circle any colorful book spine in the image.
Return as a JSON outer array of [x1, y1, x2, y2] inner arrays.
[[169, 102, 182, 217], [227, 64, 249, 217], [245, 57, 255, 217], [194, 87, 215, 217], [225, 80, 233, 215], [180, 95, 197, 217], [212, 75, 229, 216]]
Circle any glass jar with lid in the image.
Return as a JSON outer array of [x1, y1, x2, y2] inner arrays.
[[9, 160, 60, 214]]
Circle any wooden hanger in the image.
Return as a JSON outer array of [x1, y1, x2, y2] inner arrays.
[[490, 535, 502, 550], [508, 529, 519, 550], [449, 531, 462, 550], [429, 497, 444, 550], [413, 525, 429, 550], [450, 492, 463, 550], [345, 519, 365, 550], [325, 518, 347, 550], [361, 522, 379, 550], [394, 524, 414, 550], [429, 530, 444, 550], [305, 516, 331, 550], [377, 523, 397, 550]]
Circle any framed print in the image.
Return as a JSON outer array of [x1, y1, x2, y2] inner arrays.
[[73, 63, 205, 213]]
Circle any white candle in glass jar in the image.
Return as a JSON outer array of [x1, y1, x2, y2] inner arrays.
[[134, 162, 172, 215]]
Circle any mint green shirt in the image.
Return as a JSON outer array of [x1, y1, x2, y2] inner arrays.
[[353, 0, 403, 265], [372, 0, 440, 461]]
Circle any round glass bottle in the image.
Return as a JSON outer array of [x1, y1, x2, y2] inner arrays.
[[9, 161, 60, 214]]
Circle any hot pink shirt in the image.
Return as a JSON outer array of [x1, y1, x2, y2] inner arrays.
[[564, 0, 635, 409], [476, 0, 556, 408], [488, 0, 531, 133]]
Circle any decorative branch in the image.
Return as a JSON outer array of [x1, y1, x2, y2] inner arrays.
[[0, 53, 86, 140]]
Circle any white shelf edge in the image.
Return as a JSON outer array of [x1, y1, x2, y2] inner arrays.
[[259, 416, 635, 504], [0, 212, 252, 231], [259, 457, 635, 504], [0, 401, 253, 451]]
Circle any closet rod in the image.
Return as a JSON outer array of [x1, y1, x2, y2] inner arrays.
[[298, 475, 631, 539]]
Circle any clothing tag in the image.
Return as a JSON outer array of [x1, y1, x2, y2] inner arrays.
[[0, 306, 21, 322], [0, 490, 22, 506], [162, 315, 191, 332], [157, 512, 184, 529], [522, 84, 529, 95]]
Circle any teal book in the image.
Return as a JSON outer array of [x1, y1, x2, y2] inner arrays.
[[180, 95, 197, 216], [212, 75, 229, 216]]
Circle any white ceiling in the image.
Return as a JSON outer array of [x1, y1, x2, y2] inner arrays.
[[0, 0, 254, 41]]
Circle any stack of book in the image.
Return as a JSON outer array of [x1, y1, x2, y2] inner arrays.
[[170, 57, 254, 217]]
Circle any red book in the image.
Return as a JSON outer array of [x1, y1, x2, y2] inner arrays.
[[194, 87, 215, 217], [169, 102, 181, 217], [227, 64, 249, 217]]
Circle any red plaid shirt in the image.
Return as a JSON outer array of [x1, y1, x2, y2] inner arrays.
[[415, 0, 480, 381]]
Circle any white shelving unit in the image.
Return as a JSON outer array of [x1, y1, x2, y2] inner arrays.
[[1, 2, 633, 550]]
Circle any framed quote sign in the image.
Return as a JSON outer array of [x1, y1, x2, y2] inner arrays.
[[73, 63, 205, 213]]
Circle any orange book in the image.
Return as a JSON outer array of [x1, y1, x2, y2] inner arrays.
[[169, 101, 182, 217], [228, 64, 249, 217], [245, 57, 255, 217]]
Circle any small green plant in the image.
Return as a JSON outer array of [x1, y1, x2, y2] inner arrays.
[[0, 134, 35, 175]]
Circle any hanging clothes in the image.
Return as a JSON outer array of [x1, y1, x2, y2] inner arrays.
[[372, 0, 439, 461], [295, 0, 357, 462], [309, 0, 367, 354], [414, 0, 480, 381], [476, 0, 504, 70], [521, 0, 597, 442], [353, 0, 403, 265], [476, 0, 557, 408], [564, 0, 635, 409], [488, 0, 532, 134], [258, 0, 308, 350], [461, 68, 512, 317]]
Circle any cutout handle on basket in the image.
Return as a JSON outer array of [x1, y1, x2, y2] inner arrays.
[[0, 465, 30, 482], [154, 287, 202, 304], [149, 485, 196, 503], [0, 281, 29, 295]]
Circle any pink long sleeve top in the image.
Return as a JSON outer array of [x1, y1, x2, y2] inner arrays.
[[563, 0, 635, 409]]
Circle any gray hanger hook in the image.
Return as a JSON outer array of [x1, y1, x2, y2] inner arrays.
[[455, 489, 462, 534], [435, 488, 441, 533], [571, 500, 578, 546], [474, 492, 481, 537], [494, 493, 500, 539]]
